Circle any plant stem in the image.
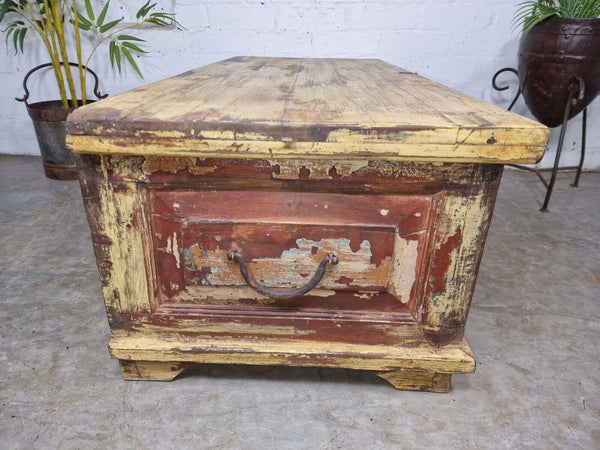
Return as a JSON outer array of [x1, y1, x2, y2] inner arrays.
[[71, 2, 86, 105], [85, 22, 146, 71], [42, 0, 69, 108], [50, 0, 79, 108]]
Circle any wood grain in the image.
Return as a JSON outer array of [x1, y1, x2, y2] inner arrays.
[[110, 335, 476, 374], [376, 370, 452, 392], [67, 57, 548, 164], [72, 57, 535, 391]]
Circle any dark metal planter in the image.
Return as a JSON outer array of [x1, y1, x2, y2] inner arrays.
[[25, 100, 81, 180], [16, 63, 107, 180], [518, 17, 600, 128]]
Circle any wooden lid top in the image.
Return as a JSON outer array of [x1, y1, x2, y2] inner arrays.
[[67, 56, 548, 163]]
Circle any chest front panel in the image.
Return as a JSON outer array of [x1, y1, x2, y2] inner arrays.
[[78, 155, 502, 347]]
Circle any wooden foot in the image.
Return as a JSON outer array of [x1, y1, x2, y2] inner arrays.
[[118, 360, 194, 381], [376, 370, 452, 393]]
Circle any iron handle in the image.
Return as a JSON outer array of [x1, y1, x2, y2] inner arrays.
[[226, 249, 338, 299], [16, 62, 108, 104]]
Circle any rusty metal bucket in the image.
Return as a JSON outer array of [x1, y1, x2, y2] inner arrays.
[[16, 63, 107, 180], [518, 18, 600, 128]]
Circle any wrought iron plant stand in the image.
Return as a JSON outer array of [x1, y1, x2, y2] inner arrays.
[[492, 68, 589, 212], [492, 17, 599, 212]]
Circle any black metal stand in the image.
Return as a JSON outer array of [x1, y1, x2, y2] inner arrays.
[[492, 68, 588, 212]]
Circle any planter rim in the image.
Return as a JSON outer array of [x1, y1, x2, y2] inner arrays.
[[528, 17, 600, 35], [26, 99, 95, 122]]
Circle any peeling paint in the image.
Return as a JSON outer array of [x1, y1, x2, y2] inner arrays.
[[173, 285, 335, 305], [136, 129, 186, 139], [142, 157, 217, 175], [271, 159, 369, 179], [173, 232, 180, 269], [388, 237, 419, 304], [354, 292, 376, 300], [184, 237, 392, 290]]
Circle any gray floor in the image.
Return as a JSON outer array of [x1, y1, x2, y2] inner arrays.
[[1, 154, 599, 449]]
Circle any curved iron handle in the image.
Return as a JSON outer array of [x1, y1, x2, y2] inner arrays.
[[16, 62, 108, 104], [227, 249, 338, 299], [492, 67, 521, 112]]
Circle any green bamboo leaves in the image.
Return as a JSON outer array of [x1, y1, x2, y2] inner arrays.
[[2, 1, 27, 53], [0, 0, 181, 107], [109, 35, 144, 77], [76, 0, 180, 78], [5, 19, 27, 53], [513, 0, 600, 37]]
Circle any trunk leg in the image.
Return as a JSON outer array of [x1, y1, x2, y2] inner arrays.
[[376, 370, 452, 393], [118, 360, 194, 381]]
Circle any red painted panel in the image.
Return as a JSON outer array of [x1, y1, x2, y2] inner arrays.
[[149, 189, 436, 326]]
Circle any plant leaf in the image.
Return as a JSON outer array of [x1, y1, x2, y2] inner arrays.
[[5, 26, 14, 49], [76, 12, 93, 30], [142, 2, 156, 17], [135, 0, 150, 19], [117, 34, 145, 42], [121, 46, 143, 78], [109, 40, 116, 67], [97, 0, 110, 26], [114, 44, 121, 73], [136, 0, 158, 20], [12, 25, 20, 53], [122, 41, 146, 53], [99, 18, 122, 33], [0, 1, 12, 22], [18, 26, 26, 52], [84, 0, 94, 21], [145, 17, 169, 26], [147, 12, 180, 27]]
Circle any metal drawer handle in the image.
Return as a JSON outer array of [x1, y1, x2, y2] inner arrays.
[[227, 249, 338, 299]]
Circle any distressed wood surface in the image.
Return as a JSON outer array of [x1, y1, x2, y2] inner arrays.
[[118, 360, 193, 381], [109, 335, 476, 375], [67, 57, 548, 164], [76, 153, 499, 391], [71, 58, 527, 391]]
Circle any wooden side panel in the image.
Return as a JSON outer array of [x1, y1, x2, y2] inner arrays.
[[78, 154, 500, 350], [76, 154, 156, 326], [420, 164, 503, 344]]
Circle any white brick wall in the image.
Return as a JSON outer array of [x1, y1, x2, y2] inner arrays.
[[1, 0, 598, 169]]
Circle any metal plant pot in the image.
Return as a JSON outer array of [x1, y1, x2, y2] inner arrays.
[[16, 63, 107, 180], [518, 17, 600, 128]]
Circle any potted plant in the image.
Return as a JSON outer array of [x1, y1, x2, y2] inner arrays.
[[0, 1, 180, 179], [513, 0, 600, 127]]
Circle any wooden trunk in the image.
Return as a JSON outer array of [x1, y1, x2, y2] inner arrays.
[[67, 57, 548, 392]]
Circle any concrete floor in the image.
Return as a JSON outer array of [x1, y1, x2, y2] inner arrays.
[[1, 154, 599, 449]]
